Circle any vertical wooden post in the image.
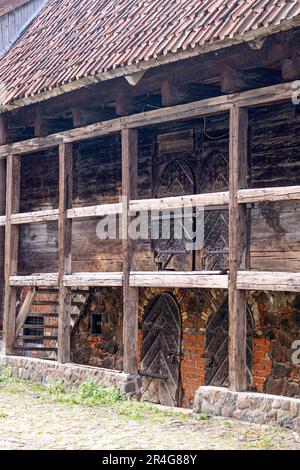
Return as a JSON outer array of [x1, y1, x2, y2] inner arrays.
[[228, 106, 249, 392], [58, 143, 73, 363], [122, 128, 139, 374], [3, 154, 20, 354], [0, 115, 7, 328]]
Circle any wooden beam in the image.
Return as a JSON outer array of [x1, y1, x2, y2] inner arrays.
[[0, 82, 297, 159], [130, 272, 228, 289], [10, 273, 59, 287], [0, 115, 6, 328], [15, 287, 36, 337], [58, 143, 73, 364], [3, 154, 20, 353], [67, 203, 122, 219], [237, 271, 300, 292], [11, 209, 59, 224], [115, 83, 131, 116], [281, 55, 300, 81], [238, 186, 300, 204], [130, 192, 229, 212], [122, 128, 139, 375], [228, 107, 249, 392], [63, 272, 123, 287]]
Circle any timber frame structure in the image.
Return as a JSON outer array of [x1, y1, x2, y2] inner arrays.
[[0, 81, 300, 390], [2, 1, 300, 406]]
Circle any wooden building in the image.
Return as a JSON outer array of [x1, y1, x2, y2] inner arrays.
[[1, 0, 300, 407]]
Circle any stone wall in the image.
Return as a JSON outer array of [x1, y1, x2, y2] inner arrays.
[[194, 386, 300, 431], [71, 287, 123, 370], [249, 291, 300, 398], [0, 355, 141, 396]]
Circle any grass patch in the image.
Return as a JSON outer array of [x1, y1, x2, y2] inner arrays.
[[0, 367, 12, 383], [0, 375, 210, 424]]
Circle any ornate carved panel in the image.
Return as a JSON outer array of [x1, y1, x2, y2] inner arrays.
[[153, 156, 196, 271]]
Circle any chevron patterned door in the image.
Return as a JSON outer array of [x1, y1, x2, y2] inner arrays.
[[205, 299, 254, 387], [141, 293, 182, 406]]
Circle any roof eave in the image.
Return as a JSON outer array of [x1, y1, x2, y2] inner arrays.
[[1, 15, 300, 114]]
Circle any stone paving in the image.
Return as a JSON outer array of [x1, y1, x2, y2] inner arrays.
[[0, 381, 300, 450]]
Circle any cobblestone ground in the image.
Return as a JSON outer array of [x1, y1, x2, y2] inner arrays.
[[0, 381, 299, 450]]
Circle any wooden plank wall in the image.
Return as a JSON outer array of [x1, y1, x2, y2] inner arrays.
[[15, 102, 300, 275], [0, 0, 46, 56]]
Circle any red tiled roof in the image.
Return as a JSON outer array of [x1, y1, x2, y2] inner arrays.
[[0, 0, 300, 105]]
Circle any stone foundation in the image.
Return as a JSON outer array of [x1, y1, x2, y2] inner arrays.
[[0, 355, 142, 397], [194, 386, 300, 431]]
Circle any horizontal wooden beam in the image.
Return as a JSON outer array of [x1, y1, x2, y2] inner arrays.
[[10, 273, 59, 287], [63, 272, 123, 287], [237, 271, 300, 292], [129, 271, 228, 289], [0, 118, 123, 158], [237, 186, 300, 204], [0, 215, 5, 226], [11, 209, 59, 224], [67, 203, 122, 219], [10, 270, 300, 291], [0, 82, 295, 159], [130, 192, 229, 212]]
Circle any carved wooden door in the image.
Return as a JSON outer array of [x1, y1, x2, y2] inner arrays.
[[153, 157, 196, 271], [141, 293, 182, 406], [205, 299, 254, 387], [198, 150, 229, 270]]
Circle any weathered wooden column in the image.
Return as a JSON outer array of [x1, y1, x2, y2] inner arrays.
[[121, 128, 139, 374], [58, 143, 73, 363], [0, 115, 7, 328], [3, 153, 20, 354], [228, 106, 249, 391]]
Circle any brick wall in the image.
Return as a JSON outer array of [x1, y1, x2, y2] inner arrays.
[[180, 332, 205, 407], [252, 338, 272, 392]]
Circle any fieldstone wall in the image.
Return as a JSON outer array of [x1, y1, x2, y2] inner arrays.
[[194, 386, 300, 431], [248, 291, 300, 397], [71, 287, 123, 370], [0, 355, 141, 397]]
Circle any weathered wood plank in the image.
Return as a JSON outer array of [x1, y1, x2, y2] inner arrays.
[[0, 118, 123, 158], [10, 273, 59, 287], [0, 116, 6, 324], [228, 107, 249, 392], [67, 203, 122, 219], [63, 272, 123, 287], [130, 192, 229, 212], [15, 287, 36, 337], [130, 271, 228, 289], [238, 186, 300, 204], [11, 209, 59, 224], [122, 128, 139, 375], [0, 82, 295, 159], [3, 154, 20, 353], [58, 143, 73, 364], [237, 271, 300, 292]]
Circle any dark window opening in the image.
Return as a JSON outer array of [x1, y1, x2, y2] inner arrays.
[[91, 313, 102, 335], [23, 316, 44, 345]]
